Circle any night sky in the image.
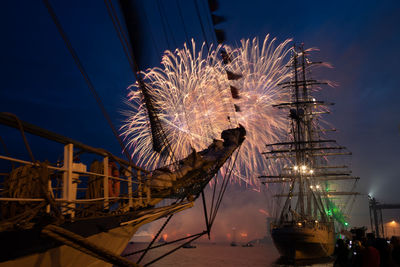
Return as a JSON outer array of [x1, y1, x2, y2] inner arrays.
[[1, 0, 400, 237]]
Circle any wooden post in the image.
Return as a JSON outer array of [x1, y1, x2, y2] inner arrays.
[[62, 144, 74, 217], [145, 175, 151, 205], [137, 170, 142, 207], [46, 179, 52, 213], [103, 156, 109, 211], [127, 166, 133, 209]]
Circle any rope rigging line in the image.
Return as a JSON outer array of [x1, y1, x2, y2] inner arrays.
[[208, 166, 230, 225], [210, 161, 234, 224], [209, 144, 242, 226], [0, 134, 15, 170], [123, 230, 206, 257], [201, 189, 211, 237], [104, 0, 134, 69], [106, 0, 161, 61], [103, 3, 173, 165], [194, 0, 210, 51], [197, 0, 240, 120], [42, 0, 132, 164], [179, 0, 223, 140], [2, 113, 35, 163], [43, 3, 243, 260], [138, 2, 161, 56], [209, 170, 231, 226], [175, 0, 190, 46], [166, 0, 200, 147], [123, 191, 212, 265], [143, 231, 205, 266], [344, 179, 359, 216], [41, 224, 140, 267], [158, 0, 178, 49], [106, 0, 180, 166], [208, 172, 218, 222], [126, 145, 240, 264], [147, 1, 206, 155], [201, 0, 219, 45], [106, 0, 180, 170], [155, 0, 173, 50], [136, 212, 174, 264]]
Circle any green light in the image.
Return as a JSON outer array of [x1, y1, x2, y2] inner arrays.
[[344, 222, 348, 226]]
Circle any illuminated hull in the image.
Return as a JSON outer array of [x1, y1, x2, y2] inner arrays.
[[271, 222, 335, 260], [0, 114, 245, 267], [0, 202, 194, 267], [1, 223, 138, 267]]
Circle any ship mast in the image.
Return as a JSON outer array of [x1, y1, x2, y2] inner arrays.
[[260, 44, 359, 226]]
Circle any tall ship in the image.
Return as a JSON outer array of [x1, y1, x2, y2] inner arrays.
[[0, 1, 246, 267], [0, 113, 244, 267], [260, 45, 360, 260]]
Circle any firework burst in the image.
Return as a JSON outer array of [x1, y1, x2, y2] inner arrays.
[[121, 35, 293, 185], [121, 40, 232, 168], [224, 35, 293, 182]]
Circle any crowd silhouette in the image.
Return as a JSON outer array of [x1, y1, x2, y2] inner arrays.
[[334, 229, 400, 267]]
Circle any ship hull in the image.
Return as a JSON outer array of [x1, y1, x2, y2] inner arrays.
[[1, 202, 194, 267], [0, 115, 245, 267], [271, 222, 335, 260], [1, 223, 139, 267]]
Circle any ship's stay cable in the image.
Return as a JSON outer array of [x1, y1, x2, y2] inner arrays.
[[194, 0, 236, 139], [136, 197, 188, 264], [209, 172, 218, 223], [136, 201, 180, 264], [156, 0, 173, 50], [211, 150, 238, 224], [344, 179, 358, 215], [123, 230, 206, 257], [2, 113, 35, 163], [139, 2, 161, 56], [149, 0, 201, 152], [143, 231, 206, 266], [209, 167, 230, 224], [158, 0, 178, 48], [126, 198, 211, 265], [0, 136, 10, 158], [346, 194, 357, 218], [42, 0, 132, 163], [127, 146, 242, 263], [42, 224, 139, 267], [202, 0, 219, 45], [156, 0, 196, 148], [208, 162, 231, 224], [0, 134, 15, 172], [105, 0, 173, 166], [194, 0, 210, 51], [105, 0, 180, 167], [195, 0, 240, 128], [105, 0, 159, 74], [201, 189, 211, 237], [178, 11, 214, 141], [107, 0, 162, 58], [104, 0, 134, 68], [209, 145, 241, 226], [175, 0, 190, 46]]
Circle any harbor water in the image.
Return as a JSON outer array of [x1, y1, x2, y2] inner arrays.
[[123, 242, 334, 267]]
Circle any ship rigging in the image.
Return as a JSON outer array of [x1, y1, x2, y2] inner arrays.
[[0, 1, 245, 266], [260, 44, 360, 260]]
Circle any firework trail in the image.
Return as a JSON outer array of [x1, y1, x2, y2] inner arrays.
[[121, 35, 293, 185]]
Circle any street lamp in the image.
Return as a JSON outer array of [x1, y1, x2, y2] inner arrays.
[[388, 220, 398, 237]]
